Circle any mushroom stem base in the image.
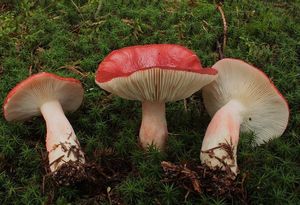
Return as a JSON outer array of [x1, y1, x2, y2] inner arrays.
[[200, 100, 245, 176], [40, 100, 85, 172]]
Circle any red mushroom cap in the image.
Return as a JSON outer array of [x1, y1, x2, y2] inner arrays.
[[96, 44, 217, 83], [95, 44, 218, 102], [3, 72, 83, 121]]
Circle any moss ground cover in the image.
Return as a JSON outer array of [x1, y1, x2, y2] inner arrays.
[[0, 0, 299, 204]]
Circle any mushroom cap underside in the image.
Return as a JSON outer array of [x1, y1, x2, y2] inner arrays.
[[3, 72, 84, 121], [97, 67, 217, 102], [202, 58, 289, 145]]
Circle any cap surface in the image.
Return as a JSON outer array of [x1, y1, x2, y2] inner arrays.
[[4, 72, 84, 121], [96, 44, 217, 83], [96, 44, 218, 102], [202, 58, 289, 145]]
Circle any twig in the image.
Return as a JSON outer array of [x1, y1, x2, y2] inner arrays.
[[49, 155, 64, 167], [216, 3, 227, 59], [42, 175, 46, 194], [216, 41, 224, 59], [168, 132, 181, 136], [28, 65, 32, 76], [183, 98, 188, 112], [201, 139, 236, 178], [59, 64, 88, 77], [184, 190, 190, 202], [70, 0, 86, 22], [94, 0, 103, 19], [161, 161, 201, 193], [107, 187, 112, 205], [67, 132, 73, 140]]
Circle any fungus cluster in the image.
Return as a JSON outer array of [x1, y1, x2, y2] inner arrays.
[[95, 45, 289, 178], [2, 44, 289, 186]]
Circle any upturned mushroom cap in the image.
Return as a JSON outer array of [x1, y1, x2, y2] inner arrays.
[[3, 72, 84, 121], [202, 58, 289, 145], [95, 44, 218, 102]]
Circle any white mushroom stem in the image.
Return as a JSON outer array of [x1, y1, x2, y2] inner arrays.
[[200, 100, 245, 175], [139, 101, 168, 150], [40, 101, 85, 172]]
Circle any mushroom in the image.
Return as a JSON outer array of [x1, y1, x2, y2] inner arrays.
[[201, 58, 289, 176], [95, 44, 218, 150], [3, 72, 85, 174]]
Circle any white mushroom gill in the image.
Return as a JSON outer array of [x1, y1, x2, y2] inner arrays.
[[97, 68, 217, 102]]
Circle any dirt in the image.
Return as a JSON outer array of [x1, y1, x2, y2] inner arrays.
[[161, 140, 247, 203], [161, 160, 248, 203], [42, 148, 131, 204], [42, 143, 247, 204]]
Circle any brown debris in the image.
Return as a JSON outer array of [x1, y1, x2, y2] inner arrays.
[[41, 147, 131, 204], [201, 138, 235, 161], [188, 0, 198, 7], [51, 161, 97, 186], [59, 61, 88, 77], [98, 93, 115, 109], [183, 98, 188, 112], [67, 132, 72, 140], [93, 147, 115, 159], [42, 160, 123, 202], [216, 3, 228, 59], [28, 65, 32, 76], [219, 139, 235, 160], [43, 160, 129, 204], [48, 155, 64, 168], [0, 3, 10, 12], [59, 142, 68, 152], [201, 138, 237, 178], [161, 161, 201, 193], [161, 160, 247, 202]]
